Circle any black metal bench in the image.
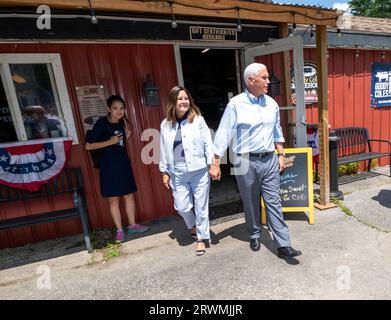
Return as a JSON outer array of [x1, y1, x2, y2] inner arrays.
[[0, 167, 93, 253], [331, 127, 391, 177]]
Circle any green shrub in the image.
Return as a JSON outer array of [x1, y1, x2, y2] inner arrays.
[[103, 242, 121, 260], [369, 158, 378, 169], [338, 162, 359, 176]]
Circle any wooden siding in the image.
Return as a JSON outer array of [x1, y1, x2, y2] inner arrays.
[[0, 43, 177, 250]]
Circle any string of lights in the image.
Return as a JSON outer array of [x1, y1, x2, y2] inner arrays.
[[168, 0, 177, 28], [301, 24, 314, 38], [88, 0, 98, 24], [88, 0, 339, 34], [129, 0, 339, 22]]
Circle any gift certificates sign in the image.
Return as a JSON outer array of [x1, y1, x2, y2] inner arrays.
[[190, 26, 237, 42]]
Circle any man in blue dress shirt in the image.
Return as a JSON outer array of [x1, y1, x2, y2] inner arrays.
[[210, 63, 301, 259]]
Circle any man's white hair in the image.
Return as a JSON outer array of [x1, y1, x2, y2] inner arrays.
[[243, 63, 267, 86]]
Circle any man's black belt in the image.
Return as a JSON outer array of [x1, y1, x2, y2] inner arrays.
[[237, 152, 274, 158]]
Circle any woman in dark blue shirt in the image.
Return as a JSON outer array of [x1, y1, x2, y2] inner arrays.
[[85, 95, 149, 242]]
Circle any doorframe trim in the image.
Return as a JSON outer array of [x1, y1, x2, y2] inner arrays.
[[244, 36, 306, 147], [173, 42, 250, 87]]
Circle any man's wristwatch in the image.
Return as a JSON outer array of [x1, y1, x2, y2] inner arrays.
[[277, 153, 285, 158]]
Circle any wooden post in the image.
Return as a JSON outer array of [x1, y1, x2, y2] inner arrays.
[[279, 23, 293, 147], [316, 25, 331, 207]]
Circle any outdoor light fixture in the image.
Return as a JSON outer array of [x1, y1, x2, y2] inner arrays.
[[235, 7, 242, 32], [355, 49, 359, 58], [302, 24, 312, 38], [327, 51, 329, 59], [291, 12, 297, 36], [289, 23, 296, 37], [381, 50, 386, 60], [88, 0, 98, 24], [90, 14, 98, 25], [143, 74, 160, 106], [169, 1, 177, 29]]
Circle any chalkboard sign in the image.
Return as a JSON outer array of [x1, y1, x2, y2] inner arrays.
[[261, 147, 314, 224], [280, 152, 310, 207]]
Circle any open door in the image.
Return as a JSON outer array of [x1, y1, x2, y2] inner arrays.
[[243, 36, 307, 147]]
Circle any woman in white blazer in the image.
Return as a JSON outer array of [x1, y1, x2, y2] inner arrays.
[[159, 86, 214, 256]]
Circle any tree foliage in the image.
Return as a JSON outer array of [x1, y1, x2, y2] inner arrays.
[[348, 0, 391, 18]]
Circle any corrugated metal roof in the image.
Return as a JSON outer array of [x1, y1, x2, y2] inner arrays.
[[241, 0, 337, 12]]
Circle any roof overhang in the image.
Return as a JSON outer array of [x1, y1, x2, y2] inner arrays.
[[1, 0, 341, 26]]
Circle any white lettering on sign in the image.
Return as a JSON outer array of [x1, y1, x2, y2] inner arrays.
[[373, 69, 391, 103], [190, 26, 237, 42]]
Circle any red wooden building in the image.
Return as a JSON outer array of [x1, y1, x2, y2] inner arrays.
[[0, 1, 389, 250]]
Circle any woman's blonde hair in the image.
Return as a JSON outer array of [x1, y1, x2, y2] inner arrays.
[[166, 86, 201, 127]]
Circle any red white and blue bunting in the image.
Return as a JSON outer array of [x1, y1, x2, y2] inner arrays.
[[0, 138, 72, 192]]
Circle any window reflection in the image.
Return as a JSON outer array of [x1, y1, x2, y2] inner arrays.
[[10, 63, 67, 140]]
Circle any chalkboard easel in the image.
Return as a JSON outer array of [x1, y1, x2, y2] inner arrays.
[[261, 147, 314, 225]]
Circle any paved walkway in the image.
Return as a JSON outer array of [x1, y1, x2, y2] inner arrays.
[[0, 167, 390, 299]]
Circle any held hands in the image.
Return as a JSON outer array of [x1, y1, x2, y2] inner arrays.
[[162, 173, 171, 190], [209, 164, 221, 181]]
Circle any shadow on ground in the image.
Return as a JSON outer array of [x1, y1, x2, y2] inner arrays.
[[211, 221, 300, 265], [0, 197, 305, 270], [0, 199, 247, 271], [0, 235, 88, 271], [1, 185, 312, 270], [371, 189, 391, 209]]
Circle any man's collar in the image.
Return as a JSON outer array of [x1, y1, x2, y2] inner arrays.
[[245, 89, 265, 105]]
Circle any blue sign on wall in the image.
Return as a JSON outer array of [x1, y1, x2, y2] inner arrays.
[[371, 62, 391, 108]]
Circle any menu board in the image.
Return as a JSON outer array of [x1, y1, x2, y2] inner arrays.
[[261, 148, 314, 224], [280, 152, 310, 207], [75, 85, 107, 134]]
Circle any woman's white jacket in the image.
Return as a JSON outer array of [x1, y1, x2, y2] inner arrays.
[[159, 115, 214, 174]]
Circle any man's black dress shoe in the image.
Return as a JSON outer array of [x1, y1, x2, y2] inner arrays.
[[250, 238, 261, 251], [277, 246, 301, 258]]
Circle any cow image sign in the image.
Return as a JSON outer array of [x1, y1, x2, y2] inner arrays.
[[291, 61, 318, 105], [371, 62, 391, 108]]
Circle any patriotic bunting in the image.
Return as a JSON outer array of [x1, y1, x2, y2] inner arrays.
[[0, 138, 72, 192]]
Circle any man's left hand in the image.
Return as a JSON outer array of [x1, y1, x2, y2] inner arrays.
[[278, 155, 285, 174]]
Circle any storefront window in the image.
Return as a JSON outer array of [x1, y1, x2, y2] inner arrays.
[[0, 54, 78, 144], [10, 64, 67, 140]]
